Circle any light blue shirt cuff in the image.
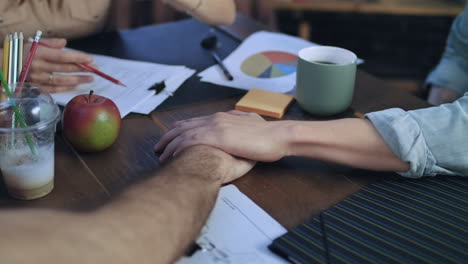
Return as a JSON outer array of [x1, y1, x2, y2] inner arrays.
[[366, 108, 437, 178]]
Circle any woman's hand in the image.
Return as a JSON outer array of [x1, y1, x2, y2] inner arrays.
[[155, 110, 293, 163], [25, 38, 95, 93]]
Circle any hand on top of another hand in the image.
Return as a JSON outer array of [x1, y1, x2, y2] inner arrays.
[[155, 110, 292, 163], [25, 38, 95, 93], [171, 145, 256, 184]]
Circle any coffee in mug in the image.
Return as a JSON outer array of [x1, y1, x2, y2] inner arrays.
[[296, 46, 357, 116]]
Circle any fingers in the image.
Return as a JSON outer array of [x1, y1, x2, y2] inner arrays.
[[156, 111, 266, 163], [40, 84, 78, 93], [22, 38, 95, 92], [31, 60, 85, 73], [166, 115, 212, 130], [159, 132, 192, 163], [29, 72, 94, 89], [154, 117, 212, 152], [156, 111, 250, 155], [36, 45, 93, 64], [40, 38, 67, 49], [160, 128, 217, 163]]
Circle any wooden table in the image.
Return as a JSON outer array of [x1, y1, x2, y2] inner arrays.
[[0, 15, 430, 230]]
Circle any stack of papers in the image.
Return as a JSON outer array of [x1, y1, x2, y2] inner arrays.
[[51, 52, 195, 117]]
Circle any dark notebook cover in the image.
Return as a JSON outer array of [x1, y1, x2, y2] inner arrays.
[[270, 177, 468, 264]]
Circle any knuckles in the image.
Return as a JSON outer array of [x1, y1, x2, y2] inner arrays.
[[172, 120, 187, 130]]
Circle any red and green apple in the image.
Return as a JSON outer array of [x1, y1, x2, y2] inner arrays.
[[62, 90, 121, 152]]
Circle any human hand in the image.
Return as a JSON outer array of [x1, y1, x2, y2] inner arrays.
[[155, 110, 292, 163], [25, 38, 94, 93]]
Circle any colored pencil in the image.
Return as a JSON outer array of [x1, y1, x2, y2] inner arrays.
[[7, 34, 13, 83], [2, 35, 9, 84], [18, 30, 42, 84], [11, 32, 19, 84], [77, 62, 126, 87], [17, 32, 23, 79]]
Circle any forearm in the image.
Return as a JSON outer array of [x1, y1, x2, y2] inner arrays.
[[167, 0, 236, 25], [284, 118, 409, 172], [99, 147, 225, 263], [0, 147, 225, 264]]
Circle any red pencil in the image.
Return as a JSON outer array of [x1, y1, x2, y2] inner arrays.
[[35, 41, 126, 87], [76, 62, 126, 87], [19, 30, 42, 83]]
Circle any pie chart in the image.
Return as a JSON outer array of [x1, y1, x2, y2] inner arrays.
[[241, 51, 298, 79]]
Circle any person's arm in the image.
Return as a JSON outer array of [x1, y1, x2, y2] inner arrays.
[[155, 111, 409, 173], [0, 146, 254, 263], [367, 94, 468, 177], [164, 0, 236, 25], [426, 7, 468, 105], [156, 94, 468, 178]]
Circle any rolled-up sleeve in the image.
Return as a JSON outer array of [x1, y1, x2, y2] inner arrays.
[[426, 6, 468, 95], [366, 94, 468, 178]]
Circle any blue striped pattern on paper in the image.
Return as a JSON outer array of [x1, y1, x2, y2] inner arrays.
[[270, 177, 468, 264]]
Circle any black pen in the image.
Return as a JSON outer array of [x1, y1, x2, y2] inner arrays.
[[201, 35, 234, 81], [210, 52, 233, 81]]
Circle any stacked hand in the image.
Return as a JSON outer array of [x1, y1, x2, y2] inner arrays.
[[172, 145, 256, 184], [25, 38, 95, 93], [155, 110, 291, 163]]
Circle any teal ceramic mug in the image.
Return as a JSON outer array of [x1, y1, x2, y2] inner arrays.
[[296, 46, 357, 116]]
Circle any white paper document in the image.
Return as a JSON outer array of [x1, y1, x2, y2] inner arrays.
[[198, 31, 315, 93], [176, 185, 288, 264], [199, 31, 363, 94], [51, 52, 195, 117]]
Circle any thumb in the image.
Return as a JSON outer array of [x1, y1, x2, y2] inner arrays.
[[40, 38, 67, 49]]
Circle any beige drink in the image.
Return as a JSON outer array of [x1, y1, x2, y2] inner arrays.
[[0, 83, 60, 200], [1, 145, 55, 200]]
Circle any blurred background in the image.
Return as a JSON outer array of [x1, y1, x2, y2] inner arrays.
[[108, 0, 466, 95]]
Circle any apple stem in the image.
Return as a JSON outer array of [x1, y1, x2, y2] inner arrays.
[[88, 90, 94, 103]]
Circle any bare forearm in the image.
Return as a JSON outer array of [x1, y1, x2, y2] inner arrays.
[[285, 118, 409, 172], [0, 147, 225, 263], [100, 148, 225, 263]]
